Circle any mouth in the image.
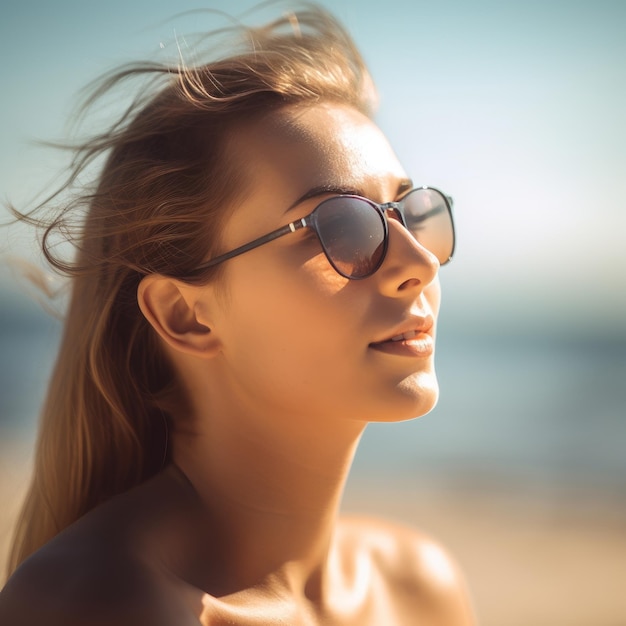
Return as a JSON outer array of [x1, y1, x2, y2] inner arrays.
[[369, 316, 435, 358], [389, 329, 422, 342]]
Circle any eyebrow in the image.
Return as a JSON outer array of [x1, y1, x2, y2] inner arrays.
[[285, 178, 414, 213]]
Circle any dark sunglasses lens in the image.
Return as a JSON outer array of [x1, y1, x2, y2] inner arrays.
[[401, 188, 454, 264], [314, 197, 386, 278]]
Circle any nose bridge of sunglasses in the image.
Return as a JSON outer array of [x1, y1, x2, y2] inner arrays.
[[381, 203, 406, 228]]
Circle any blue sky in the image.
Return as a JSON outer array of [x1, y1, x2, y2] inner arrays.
[[1, 1, 625, 502], [1, 0, 625, 333]]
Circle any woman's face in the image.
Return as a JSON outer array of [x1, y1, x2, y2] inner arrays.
[[202, 103, 442, 427]]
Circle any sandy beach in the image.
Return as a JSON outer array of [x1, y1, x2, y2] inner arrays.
[[1, 449, 625, 626]]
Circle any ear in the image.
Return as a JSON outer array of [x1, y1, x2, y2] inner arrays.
[[137, 275, 222, 358]]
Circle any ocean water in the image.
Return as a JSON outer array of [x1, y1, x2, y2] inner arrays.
[[1, 294, 625, 496]]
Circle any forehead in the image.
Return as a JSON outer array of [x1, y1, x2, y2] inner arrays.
[[228, 103, 408, 203]]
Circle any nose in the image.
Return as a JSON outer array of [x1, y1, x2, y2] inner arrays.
[[377, 209, 439, 294]]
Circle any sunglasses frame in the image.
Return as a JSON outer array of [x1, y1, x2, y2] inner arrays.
[[188, 186, 455, 280]]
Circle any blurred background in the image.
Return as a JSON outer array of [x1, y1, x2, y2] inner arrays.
[[1, 0, 625, 624]]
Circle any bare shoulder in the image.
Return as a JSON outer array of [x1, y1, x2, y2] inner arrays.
[[0, 527, 201, 626], [0, 473, 202, 626], [338, 515, 476, 625], [1, 541, 164, 626]]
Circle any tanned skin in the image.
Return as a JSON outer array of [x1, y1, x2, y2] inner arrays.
[[0, 103, 475, 626]]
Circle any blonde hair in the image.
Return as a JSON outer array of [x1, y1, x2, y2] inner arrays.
[[7, 6, 376, 576]]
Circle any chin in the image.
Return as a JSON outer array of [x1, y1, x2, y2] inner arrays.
[[375, 371, 440, 423]]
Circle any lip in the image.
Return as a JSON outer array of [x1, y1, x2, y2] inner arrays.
[[368, 314, 435, 358]]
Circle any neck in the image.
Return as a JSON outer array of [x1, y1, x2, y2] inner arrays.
[[170, 402, 365, 598]]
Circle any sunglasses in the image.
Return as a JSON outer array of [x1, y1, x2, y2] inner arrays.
[[191, 186, 455, 280]]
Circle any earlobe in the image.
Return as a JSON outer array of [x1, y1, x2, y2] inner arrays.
[[137, 275, 222, 358]]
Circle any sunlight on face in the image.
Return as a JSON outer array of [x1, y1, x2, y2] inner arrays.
[[200, 103, 441, 429]]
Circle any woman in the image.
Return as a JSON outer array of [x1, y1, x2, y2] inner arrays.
[[0, 6, 473, 624]]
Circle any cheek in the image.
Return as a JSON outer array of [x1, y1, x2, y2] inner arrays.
[[216, 259, 361, 399], [213, 258, 444, 423], [222, 241, 350, 334]]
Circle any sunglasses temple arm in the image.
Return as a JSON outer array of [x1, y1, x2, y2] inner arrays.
[[191, 221, 306, 274]]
